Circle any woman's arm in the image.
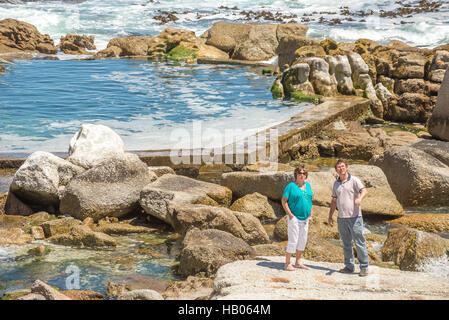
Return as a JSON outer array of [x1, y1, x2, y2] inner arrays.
[[281, 196, 295, 220]]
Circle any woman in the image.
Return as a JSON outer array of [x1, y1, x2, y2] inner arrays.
[[281, 165, 313, 271]]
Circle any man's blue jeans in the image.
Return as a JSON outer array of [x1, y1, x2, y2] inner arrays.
[[337, 216, 369, 270]]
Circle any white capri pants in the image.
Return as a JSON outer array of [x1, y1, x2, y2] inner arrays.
[[286, 216, 309, 253]]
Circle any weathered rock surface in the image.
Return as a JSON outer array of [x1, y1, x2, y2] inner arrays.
[[388, 213, 449, 234], [4, 191, 33, 216], [40, 217, 81, 237], [382, 227, 449, 271], [172, 203, 270, 245], [0, 19, 57, 54], [212, 256, 449, 299], [139, 174, 232, 227], [428, 68, 449, 141], [230, 192, 276, 221], [178, 228, 255, 277], [162, 276, 214, 300], [9, 151, 84, 209], [47, 225, 117, 247], [0, 227, 33, 245], [30, 280, 71, 300], [370, 139, 449, 207], [67, 124, 125, 169], [58, 34, 96, 55], [60, 153, 152, 221]]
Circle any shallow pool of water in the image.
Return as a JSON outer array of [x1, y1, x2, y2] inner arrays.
[[0, 231, 182, 297]]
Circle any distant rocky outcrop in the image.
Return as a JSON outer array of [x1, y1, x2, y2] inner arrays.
[[58, 34, 96, 55], [273, 38, 448, 123], [0, 19, 57, 54]]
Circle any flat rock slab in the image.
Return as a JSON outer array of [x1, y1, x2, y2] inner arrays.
[[213, 256, 449, 300]]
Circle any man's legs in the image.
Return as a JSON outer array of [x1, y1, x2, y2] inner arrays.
[[350, 216, 369, 270], [337, 217, 355, 271]]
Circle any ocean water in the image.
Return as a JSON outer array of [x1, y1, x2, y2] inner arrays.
[[0, 0, 448, 153], [0, 58, 307, 153], [0, 0, 448, 50]]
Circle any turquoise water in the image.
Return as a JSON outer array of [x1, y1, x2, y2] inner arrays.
[[0, 59, 307, 153]]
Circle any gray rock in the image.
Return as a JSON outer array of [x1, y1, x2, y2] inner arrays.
[[17, 293, 46, 300], [172, 203, 270, 245], [60, 153, 152, 221], [139, 174, 232, 227], [9, 151, 84, 208], [370, 140, 449, 207], [178, 228, 255, 277], [428, 68, 449, 141]]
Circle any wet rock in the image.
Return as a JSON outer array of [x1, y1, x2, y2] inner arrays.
[[230, 192, 277, 221], [9, 151, 84, 210], [281, 63, 315, 95], [370, 139, 449, 207], [58, 34, 96, 55], [428, 69, 449, 141], [117, 289, 163, 300], [139, 174, 232, 227], [0, 227, 32, 245], [30, 280, 71, 300], [27, 245, 48, 256], [178, 228, 255, 277], [48, 225, 117, 247], [172, 203, 269, 245], [381, 227, 449, 271], [67, 124, 125, 169], [0, 19, 57, 54], [60, 153, 152, 221], [40, 217, 80, 237]]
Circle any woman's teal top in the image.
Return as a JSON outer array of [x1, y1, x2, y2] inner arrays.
[[282, 181, 313, 221]]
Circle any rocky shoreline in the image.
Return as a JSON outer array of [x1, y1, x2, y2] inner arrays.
[[1, 18, 449, 300]]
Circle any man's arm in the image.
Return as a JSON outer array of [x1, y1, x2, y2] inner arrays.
[[328, 197, 337, 227], [355, 188, 368, 206]]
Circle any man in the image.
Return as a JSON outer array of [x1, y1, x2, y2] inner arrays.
[[328, 159, 369, 277]]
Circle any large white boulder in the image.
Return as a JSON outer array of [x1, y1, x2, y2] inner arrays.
[[67, 124, 125, 169]]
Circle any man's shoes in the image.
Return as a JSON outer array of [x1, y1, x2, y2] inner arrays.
[[338, 267, 354, 274], [359, 268, 368, 277]]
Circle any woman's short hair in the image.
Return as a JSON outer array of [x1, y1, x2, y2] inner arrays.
[[294, 164, 308, 179]]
